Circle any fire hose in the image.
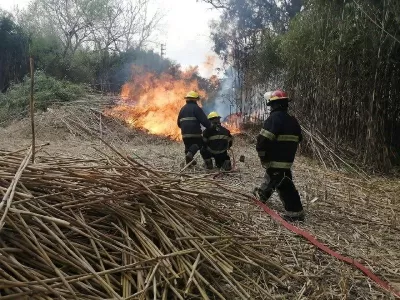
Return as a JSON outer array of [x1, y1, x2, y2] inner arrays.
[[196, 145, 400, 297], [211, 149, 400, 297], [254, 199, 400, 298]]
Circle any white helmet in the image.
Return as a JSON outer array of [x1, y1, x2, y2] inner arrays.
[[263, 91, 273, 101]]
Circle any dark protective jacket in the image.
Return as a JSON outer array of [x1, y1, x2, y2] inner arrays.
[[203, 124, 233, 155], [256, 108, 302, 169], [177, 101, 212, 138]]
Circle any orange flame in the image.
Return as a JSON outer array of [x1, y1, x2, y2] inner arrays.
[[106, 65, 242, 141], [105, 65, 208, 141], [223, 113, 242, 135]]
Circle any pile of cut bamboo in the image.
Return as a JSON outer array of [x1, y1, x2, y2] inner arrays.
[[0, 145, 296, 299]]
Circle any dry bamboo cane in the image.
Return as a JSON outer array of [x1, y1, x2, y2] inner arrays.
[[0, 147, 32, 231], [179, 152, 200, 173], [29, 57, 35, 164], [1, 146, 396, 299]]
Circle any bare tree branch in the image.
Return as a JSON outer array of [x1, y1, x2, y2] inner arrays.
[[197, 0, 229, 9], [24, 0, 162, 58]]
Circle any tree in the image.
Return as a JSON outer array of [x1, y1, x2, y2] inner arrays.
[[10, 0, 163, 90], [0, 10, 29, 92], [201, 0, 400, 169], [281, 0, 400, 169], [20, 0, 161, 58], [200, 0, 303, 114], [199, 0, 306, 114]]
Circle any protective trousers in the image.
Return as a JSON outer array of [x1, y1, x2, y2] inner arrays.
[[183, 137, 203, 155], [183, 138, 203, 166], [259, 168, 303, 217], [200, 147, 231, 168]]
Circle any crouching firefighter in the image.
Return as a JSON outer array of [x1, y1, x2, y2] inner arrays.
[[201, 111, 233, 171], [253, 90, 305, 222], [177, 91, 212, 166]]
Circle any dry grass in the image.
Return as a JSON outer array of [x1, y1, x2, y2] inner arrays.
[[0, 101, 399, 299]]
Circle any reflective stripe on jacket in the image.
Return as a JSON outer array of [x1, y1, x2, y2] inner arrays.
[[203, 124, 232, 155], [256, 109, 302, 169], [177, 102, 211, 137]]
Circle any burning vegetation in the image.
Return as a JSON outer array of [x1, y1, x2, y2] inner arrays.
[[106, 65, 209, 141], [106, 65, 241, 141], [223, 113, 242, 135]]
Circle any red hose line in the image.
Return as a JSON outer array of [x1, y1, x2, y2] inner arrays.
[[209, 147, 398, 297], [209, 149, 399, 297], [254, 198, 400, 298]]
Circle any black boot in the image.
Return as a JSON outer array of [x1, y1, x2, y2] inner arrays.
[[185, 152, 197, 166], [204, 159, 213, 170], [185, 152, 193, 164], [252, 188, 269, 203], [221, 160, 232, 171]]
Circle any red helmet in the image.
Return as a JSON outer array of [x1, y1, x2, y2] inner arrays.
[[266, 90, 290, 106]]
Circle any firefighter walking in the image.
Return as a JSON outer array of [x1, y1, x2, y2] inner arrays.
[[201, 111, 233, 171], [253, 90, 305, 222], [177, 91, 212, 166]]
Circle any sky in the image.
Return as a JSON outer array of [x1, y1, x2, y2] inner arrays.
[[0, 0, 223, 77], [155, 0, 222, 77]]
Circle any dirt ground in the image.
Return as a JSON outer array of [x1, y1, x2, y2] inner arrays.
[[1, 104, 400, 299]]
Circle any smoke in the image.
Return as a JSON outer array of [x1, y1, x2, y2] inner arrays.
[[202, 67, 237, 120], [110, 49, 173, 93]]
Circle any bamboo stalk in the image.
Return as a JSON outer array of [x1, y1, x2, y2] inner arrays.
[[29, 57, 35, 164], [0, 146, 398, 299]]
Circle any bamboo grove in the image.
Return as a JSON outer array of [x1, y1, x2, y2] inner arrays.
[[283, 0, 400, 170], [207, 0, 400, 170]]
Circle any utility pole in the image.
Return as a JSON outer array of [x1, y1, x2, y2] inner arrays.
[[160, 43, 166, 58]]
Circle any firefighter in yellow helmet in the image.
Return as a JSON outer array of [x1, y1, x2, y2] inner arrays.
[[200, 111, 233, 171], [177, 91, 212, 165], [253, 90, 305, 222]]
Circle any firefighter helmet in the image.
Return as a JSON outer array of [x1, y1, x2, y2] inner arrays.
[[263, 91, 273, 101], [185, 91, 200, 100], [265, 90, 290, 106], [207, 111, 221, 119]]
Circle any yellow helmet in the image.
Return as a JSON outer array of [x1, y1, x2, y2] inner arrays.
[[185, 91, 200, 99], [207, 111, 221, 119]]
